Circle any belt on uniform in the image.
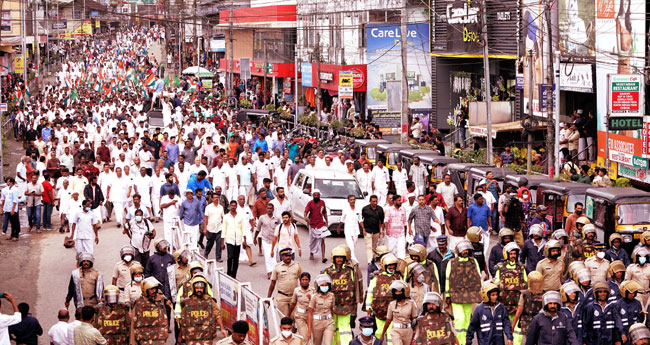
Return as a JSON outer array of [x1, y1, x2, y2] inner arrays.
[[393, 323, 411, 329], [118, 287, 125, 291], [313, 314, 332, 320], [296, 307, 308, 314], [278, 291, 291, 297]]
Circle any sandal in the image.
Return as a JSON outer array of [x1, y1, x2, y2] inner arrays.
[[249, 261, 257, 266]]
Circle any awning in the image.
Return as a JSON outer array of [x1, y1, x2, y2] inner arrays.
[[470, 120, 547, 139], [0, 46, 15, 53]]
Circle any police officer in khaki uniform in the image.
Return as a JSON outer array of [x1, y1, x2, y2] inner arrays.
[[126, 263, 144, 304], [535, 240, 564, 292], [626, 247, 650, 307], [288, 272, 313, 341], [65, 253, 104, 309], [581, 224, 598, 259], [408, 243, 439, 292], [113, 245, 138, 303], [322, 246, 356, 345], [412, 292, 457, 345], [130, 277, 169, 345], [95, 285, 132, 345], [379, 280, 418, 345], [307, 274, 335, 345], [585, 243, 611, 284], [178, 275, 228, 344], [268, 247, 302, 317], [173, 249, 191, 291], [216, 320, 253, 345], [271, 317, 304, 345]]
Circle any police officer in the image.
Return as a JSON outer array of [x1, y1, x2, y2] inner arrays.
[[113, 245, 138, 303], [489, 228, 515, 277], [65, 252, 104, 309], [178, 275, 227, 344], [408, 243, 440, 292], [268, 247, 302, 317], [288, 272, 313, 341], [608, 260, 626, 303], [130, 277, 169, 345], [174, 261, 214, 318], [271, 317, 304, 345], [216, 320, 253, 345], [581, 282, 625, 345], [366, 253, 402, 340], [535, 240, 563, 291], [606, 234, 630, 266], [581, 224, 597, 259], [407, 262, 429, 311], [585, 243, 611, 284], [172, 249, 191, 291], [626, 247, 650, 308], [412, 292, 456, 345], [466, 282, 513, 345], [521, 224, 546, 274], [445, 240, 481, 345], [126, 263, 144, 304], [512, 271, 544, 343], [350, 316, 382, 345], [629, 323, 650, 345], [575, 269, 594, 304], [379, 280, 417, 345], [466, 226, 488, 278], [560, 281, 584, 343], [616, 281, 643, 344], [322, 246, 355, 345], [494, 242, 527, 345], [525, 291, 579, 345], [337, 244, 364, 328], [95, 285, 131, 344], [367, 245, 390, 285], [307, 274, 335, 345]]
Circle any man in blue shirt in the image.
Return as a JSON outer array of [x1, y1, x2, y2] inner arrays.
[[467, 193, 491, 232], [166, 136, 180, 163], [180, 189, 204, 247], [186, 171, 213, 194], [252, 133, 269, 153], [287, 139, 299, 162], [160, 173, 180, 197], [41, 124, 52, 142]]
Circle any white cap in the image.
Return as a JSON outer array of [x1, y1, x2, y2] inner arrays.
[[407, 192, 416, 198], [312, 189, 321, 195]]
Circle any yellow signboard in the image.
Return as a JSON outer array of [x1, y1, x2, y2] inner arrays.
[[13, 56, 24, 73], [338, 70, 353, 99], [95, 20, 100, 28]]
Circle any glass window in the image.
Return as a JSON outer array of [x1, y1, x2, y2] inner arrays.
[[303, 176, 313, 191], [366, 147, 377, 161], [617, 203, 650, 225], [387, 152, 399, 166], [315, 179, 363, 199], [566, 194, 586, 213], [294, 173, 305, 188]]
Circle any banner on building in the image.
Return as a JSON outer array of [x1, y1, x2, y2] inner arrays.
[[370, 109, 401, 135], [240, 58, 251, 80], [557, 0, 595, 61], [13, 56, 23, 74], [559, 63, 593, 92], [608, 74, 644, 117], [366, 23, 432, 118], [210, 37, 225, 52]]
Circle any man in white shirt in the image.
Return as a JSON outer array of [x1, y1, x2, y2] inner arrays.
[[106, 167, 132, 227], [150, 167, 166, 221], [224, 158, 239, 201], [270, 187, 292, 220], [252, 154, 272, 191], [237, 195, 257, 266], [393, 162, 408, 199], [209, 158, 228, 191], [356, 162, 373, 198], [314, 150, 327, 169], [71, 199, 100, 254], [0, 292, 21, 345], [273, 159, 290, 192], [411, 117, 423, 139], [436, 174, 458, 210], [371, 160, 390, 205], [429, 196, 446, 252], [203, 193, 225, 262], [48, 309, 71, 345], [133, 167, 153, 217], [159, 189, 181, 249]]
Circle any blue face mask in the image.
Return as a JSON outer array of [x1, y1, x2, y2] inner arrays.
[[319, 286, 329, 293], [640, 257, 647, 265], [362, 328, 374, 337]]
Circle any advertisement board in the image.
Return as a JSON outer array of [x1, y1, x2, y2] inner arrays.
[[369, 109, 401, 135], [444, 0, 482, 54], [242, 286, 270, 345], [366, 23, 431, 111], [301, 62, 312, 87], [13, 56, 23, 74], [559, 63, 593, 92], [218, 271, 242, 331], [595, 0, 646, 160], [608, 74, 644, 117], [210, 37, 225, 52], [338, 70, 353, 99], [557, 0, 595, 60]]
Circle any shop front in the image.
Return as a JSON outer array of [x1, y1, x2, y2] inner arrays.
[[300, 63, 366, 119], [218, 58, 298, 104]]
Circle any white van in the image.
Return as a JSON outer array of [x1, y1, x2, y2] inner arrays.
[[290, 169, 367, 233]]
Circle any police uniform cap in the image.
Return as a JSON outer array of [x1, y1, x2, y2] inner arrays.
[[279, 247, 293, 256], [358, 316, 375, 327], [436, 235, 448, 244]]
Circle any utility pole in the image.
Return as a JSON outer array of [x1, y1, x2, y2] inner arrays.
[[294, 47, 299, 125], [193, 0, 197, 68], [482, 0, 493, 163], [33, 0, 40, 88], [545, 0, 555, 176], [527, 49, 533, 173], [263, 42, 267, 107], [399, 0, 408, 144], [315, 32, 321, 117], [45, 0, 49, 75], [554, 50, 560, 175], [228, 4, 233, 96], [20, 0, 26, 82]]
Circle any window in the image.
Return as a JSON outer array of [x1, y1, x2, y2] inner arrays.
[[294, 173, 305, 188], [1, 11, 10, 32], [303, 176, 313, 191]]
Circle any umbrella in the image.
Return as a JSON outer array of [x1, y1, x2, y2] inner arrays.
[[182, 66, 214, 78]]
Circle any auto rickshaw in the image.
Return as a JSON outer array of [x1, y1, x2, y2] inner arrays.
[[585, 187, 650, 252], [504, 174, 554, 207], [352, 139, 390, 164], [466, 166, 516, 203], [420, 155, 460, 184], [400, 149, 440, 171], [441, 163, 493, 202], [377, 143, 411, 171], [539, 181, 591, 231]]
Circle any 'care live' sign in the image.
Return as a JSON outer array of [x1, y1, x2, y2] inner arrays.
[[609, 74, 644, 117]]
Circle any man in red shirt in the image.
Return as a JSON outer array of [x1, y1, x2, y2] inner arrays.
[[83, 160, 100, 181], [304, 189, 331, 263], [41, 172, 55, 230], [96, 140, 111, 165]]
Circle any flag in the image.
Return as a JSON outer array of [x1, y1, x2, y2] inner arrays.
[[15, 89, 23, 107], [143, 74, 155, 87], [173, 76, 180, 87], [126, 68, 134, 82], [70, 89, 78, 101], [65, 76, 72, 88], [98, 68, 105, 81], [164, 75, 170, 87], [24, 85, 30, 98], [93, 81, 101, 92]]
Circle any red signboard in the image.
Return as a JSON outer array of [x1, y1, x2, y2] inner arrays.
[[612, 90, 639, 111], [643, 117, 650, 157]]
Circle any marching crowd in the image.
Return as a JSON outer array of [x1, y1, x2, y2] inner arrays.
[[2, 26, 650, 345]]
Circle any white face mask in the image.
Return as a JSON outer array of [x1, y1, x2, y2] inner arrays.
[[597, 252, 605, 259], [124, 255, 132, 263], [281, 330, 292, 338]]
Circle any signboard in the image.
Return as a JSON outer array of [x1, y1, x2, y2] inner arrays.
[[609, 74, 644, 117], [643, 117, 650, 158], [0, 103, 7, 112], [558, 0, 595, 61], [95, 20, 100, 28], [282, 78, 291, 94], [240, 58, 251, 80], [91, 11, 99, 17], [539, 84, 552, 112], [469, 125, 497, 139], [218, 271, 242, 331], [52, 22, 66, 30], [338, 70, 353, 99], [443, 0, 482, 53], [609, 117, 643, 131], [618, 163, 650, 184], [241, 286, 270, 345], [13, 56, 23, 74], [210, 37, 225, 52], [202, 79, 213, 90], [369, 109, 401, 134], [516, 75, 524, 90], [301, 62, 312, 87], [559, 63, 593, 92], [632, 156, 649, 170]]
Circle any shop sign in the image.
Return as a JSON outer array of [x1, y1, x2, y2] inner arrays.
[[632, 156, 648, 169], [618, 163, 650, 183], [443, 0, 482, 53], [52, 22, 66, 29], [643, 117, 650, 157], [608, 116, 643, 130], [301, 63, 312, 87], [319, 72, 333, 82], [609, 74, 644, 117], [609, 150, 633, 166], [13, 56, 23, 74], [282, 78, 291, 94], [469, 126, 496, 139], [350, 68, 365, 89], [559, 63, 593, 93], [516, 74, 524, 90], [338, 70, 353, 99], [240, 58, 251, 80]]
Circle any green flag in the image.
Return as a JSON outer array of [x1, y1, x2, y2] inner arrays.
[[164, 75, 170, 87], [173, 76, 180, 87], [70, 89, 78, 101]]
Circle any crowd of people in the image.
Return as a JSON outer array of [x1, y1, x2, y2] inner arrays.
[[2, 26, 650, 345]]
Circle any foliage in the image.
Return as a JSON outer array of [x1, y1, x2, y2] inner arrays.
[[239, 99, 252, 108], [352, 127, 367, 138], [279, 112, 292, 120], [298, 113, 319, 127], [458, 148, 487, 165], [265, 104, 276, 111], [329, 119, 344, 132], [615, 177, 631, 187]]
